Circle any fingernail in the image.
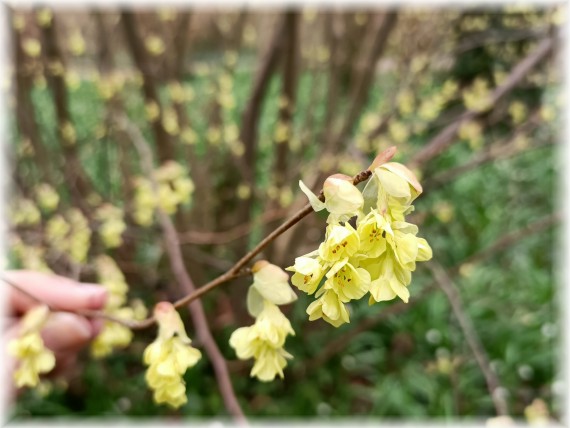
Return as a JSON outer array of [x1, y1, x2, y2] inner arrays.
[[81, 284, 108, 309]]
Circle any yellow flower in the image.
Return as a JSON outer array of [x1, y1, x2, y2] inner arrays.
[[10, 198, 41, 226], [90, 307, 134, 358], [96, 204, 126, 249], [356, 210, 389, 258], [366, 222, 432, 304], [300, 174, 364, 224], [366, 251, 413, 303], [143, 302, 201, 408], [324, 259, 371, 302], [8, 305, 55, 388], [318, 223, 360, 263], [35, 183, 59, 212], [229, 300, 294, 381], [287, 255, 326, 295], [95, 255, 128, 308], [250, 260, 297, 306], [306, 289, 350, 327]]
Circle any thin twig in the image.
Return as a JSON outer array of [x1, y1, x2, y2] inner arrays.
[[429, 260, 509, 417], [178, 208, 288, 245], [1, 275, 143, 329], [410, 36, 555, 168], [118, 115, 247, 423]]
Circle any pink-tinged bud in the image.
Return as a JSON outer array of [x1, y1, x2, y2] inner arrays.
[[368, 146, 397, 170], [324, 174, 353, 186], [252, 260, 270, 273], [154, 301, 174, 318]]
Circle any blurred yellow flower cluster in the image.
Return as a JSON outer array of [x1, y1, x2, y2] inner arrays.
[[133, 161, 195, 226], [44, 208, 91, 264], [90, 255, 147, 358], [8, 305, 55, 388], [290, 157, 432, 327], [143, 302, 201, 408], [95, 204, 126, 249], [230, 261, 296, 381]]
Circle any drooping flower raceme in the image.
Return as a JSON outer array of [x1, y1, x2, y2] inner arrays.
[[289, 148, 432, 327], [229, 261, 296, 381], [8, 305, 56, 388], [143, 302, 201, 408], [230, 300, 295, 381]]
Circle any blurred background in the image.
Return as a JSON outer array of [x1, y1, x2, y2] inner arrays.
[[4, 4, 563, 422]]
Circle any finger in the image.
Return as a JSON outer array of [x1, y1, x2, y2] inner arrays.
[[41, 313, 96, 353], [3, 271, 107, 314]]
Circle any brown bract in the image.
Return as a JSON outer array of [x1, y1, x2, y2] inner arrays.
[[368, 146, 397, 170]]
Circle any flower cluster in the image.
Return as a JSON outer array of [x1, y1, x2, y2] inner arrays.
[[44, 208, 91, 264], [133, 161, 195, 226], [229, 261, 296, 381], [143, 302, 201, 408], [289, 152, 432, 327], [8, 305, 56, 388], [90, 255, 147, 358], [95, 204, 126, 249]]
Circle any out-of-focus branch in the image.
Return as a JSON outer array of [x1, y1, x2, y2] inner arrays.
[[39, 10, 93, 210], [331, 11, 398, 153], [11, 13, 53, 185], [120, 11, 174, 163], [117, 115, 246, 424], [429, 261, 509, 417], [424, 111, 549, 190], [265, 11, 299, 258], [179, 208, 288, 245], [410, 36, 555, 168]]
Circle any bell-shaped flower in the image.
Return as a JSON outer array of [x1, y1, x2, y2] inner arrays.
[[367, 252, 413, 304], [300, 174, 363, 224], [251, 260, 297, 306], [286, 255, 326, 295], [356, 210, 390, 258], [362, 162, 422, 220], [143, 302, 201, 408], [229, 301, 295, 382], [306, 288, 350, 327], [318, 223, 360, 263], [8, 305, 56, 388], [324, 259, 371, 302]]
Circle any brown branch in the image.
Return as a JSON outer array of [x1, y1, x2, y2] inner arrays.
[[232, 16, 288, 262], [410, 36, 555, 168], [179, 208, 288, 245], [117, 115, 246, 423], [11, 13, 53, 185], [429, 261, 509, 417], [272, 11, 299, 190], [331, 11, 398, 153], [120, 11, 174, 163], [423, 111, 549, 190], [39, 10, 93, 210]]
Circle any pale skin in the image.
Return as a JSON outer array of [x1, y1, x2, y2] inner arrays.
[[3, 270, 108, 396]]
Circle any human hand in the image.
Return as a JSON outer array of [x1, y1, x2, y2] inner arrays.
[[3, 270, 108, 395]]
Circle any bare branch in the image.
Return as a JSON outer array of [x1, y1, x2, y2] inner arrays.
[[410, 36, 554, 168], [117, 115, 246, 423], [429, 261, 509, 416]]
